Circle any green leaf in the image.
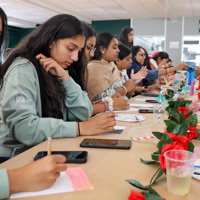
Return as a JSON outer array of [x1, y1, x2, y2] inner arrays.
[[167, 89, 175, 95], [187, 114, 198, 127], [166, 121, 178, 132], [180, 111, 186, 124], [126, 179, 148, 190], [169, 111, 180, 124], [152, 132, 163, 140], [186, 110, 193, 117], [172, 122, 189, 136], [140, 158, 157, 164], [160, 133, 173, 143], [157, 133, 173, 153], [143, 192, 164, 200], [164, 120, 170, 127], [194, 129, 200, 140], [180, 100, 192, 107], [157, 140, 165, 153], [151, 151, 160, 161], [188, 141, 194, 152]]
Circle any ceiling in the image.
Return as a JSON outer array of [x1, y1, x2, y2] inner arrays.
[[1, 0, 200, 28]]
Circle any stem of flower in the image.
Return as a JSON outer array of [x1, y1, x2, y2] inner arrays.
[[149, 166, 162, 185]]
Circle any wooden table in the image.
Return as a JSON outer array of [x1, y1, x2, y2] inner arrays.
[[1, 95, 200, 200]]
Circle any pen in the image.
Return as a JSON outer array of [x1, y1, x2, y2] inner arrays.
[[104, 99, 110, 112], [135, 115, 141, 125], [104, 99, 118, 117], [48, 136, 52, 156]]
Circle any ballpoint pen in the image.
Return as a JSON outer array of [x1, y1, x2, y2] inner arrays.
[[135, 115, 141, 125]]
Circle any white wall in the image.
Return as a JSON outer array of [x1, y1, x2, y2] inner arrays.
[[131, 17, 200, 66]]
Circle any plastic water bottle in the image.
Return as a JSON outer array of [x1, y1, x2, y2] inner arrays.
[[173, 71, 182, 90], [188, 67, 195, 96]]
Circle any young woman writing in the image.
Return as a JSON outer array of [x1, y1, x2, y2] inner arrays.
[[0, 14, 116, 158]]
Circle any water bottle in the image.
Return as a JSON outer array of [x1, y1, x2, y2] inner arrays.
[[173, 71, 182, 90], [188, 67, 195, 96]]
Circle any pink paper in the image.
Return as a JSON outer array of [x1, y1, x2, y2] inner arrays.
[[65, 167, 93, 190]]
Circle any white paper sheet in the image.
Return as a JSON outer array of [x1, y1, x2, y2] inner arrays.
[[130, 103, 153, 108], [135, 97, 156, 101], [114, 107, 138, 112], [10, 167, 93, 199], [114, 126, 126, 130]]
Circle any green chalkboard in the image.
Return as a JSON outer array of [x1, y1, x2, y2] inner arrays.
[[92, 19, 130, 38], [8, 26, 35, 48]]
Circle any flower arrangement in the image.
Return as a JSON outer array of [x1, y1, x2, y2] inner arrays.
[[126, 99, 200, 200]]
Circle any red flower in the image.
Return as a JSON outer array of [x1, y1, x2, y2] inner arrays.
[[178, 107, 190, 120], [186, 126, 199, 140], [159, 133, 189, 170], [128, 190, 145, 200]]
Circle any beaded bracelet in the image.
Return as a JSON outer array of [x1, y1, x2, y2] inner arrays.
[[102, 97, 114, 111]]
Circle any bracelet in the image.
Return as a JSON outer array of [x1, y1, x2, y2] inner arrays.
[[122, 85, 127, 95], [58, 70, 69, 81], [99, 102, 107, 112], [77, 122, 80, 136], [102, 97, 114, 111]]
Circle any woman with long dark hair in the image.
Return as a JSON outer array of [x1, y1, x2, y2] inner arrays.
[[118, 26, 134, 48], [87, 32, 136, 106], [0, 14, 115, 158], [127, 45, 188, 87]]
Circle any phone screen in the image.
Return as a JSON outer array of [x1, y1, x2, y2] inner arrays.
[[141, 92, 159, 97], [139, 109, 153, 113], [34, 151, 88, 163], [145, 100, 158, 103], [80, 138, 131, 149]]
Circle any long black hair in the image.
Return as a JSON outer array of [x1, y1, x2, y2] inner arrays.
[[92, 32, 115, 60], [83, 22, 96, 39], [0, 14, 85, 119], [119, 26, 133, 48], [67, 22, 96, 91], [0, 7, 8, 58]]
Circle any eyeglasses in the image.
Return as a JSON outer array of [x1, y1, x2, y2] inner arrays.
[[86, 45, 96, 54], [137, 53, 146, 57]]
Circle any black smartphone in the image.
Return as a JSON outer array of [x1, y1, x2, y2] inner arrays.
[[141, 92, 159, 97], [34, 151, 88, 163], [139, 109, 153, 113], [105, 129, 124, 134], [80, 138, 131, 149], [145, 100, 158, 103]]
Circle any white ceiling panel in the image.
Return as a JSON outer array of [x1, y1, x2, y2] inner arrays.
[[1, 0, 200, 28], [93, 1, 118, 7]]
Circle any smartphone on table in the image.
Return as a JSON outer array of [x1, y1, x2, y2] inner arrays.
[[139, 109, 153, 113], [141, 92, 159, 97], [145, 100, 158, 103], [80, 138, 131, 149], [34, 151, 88, 163]]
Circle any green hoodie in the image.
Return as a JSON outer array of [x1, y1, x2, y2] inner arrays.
[[0, 57, 93, 157], [0, 169, 9, 199]]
